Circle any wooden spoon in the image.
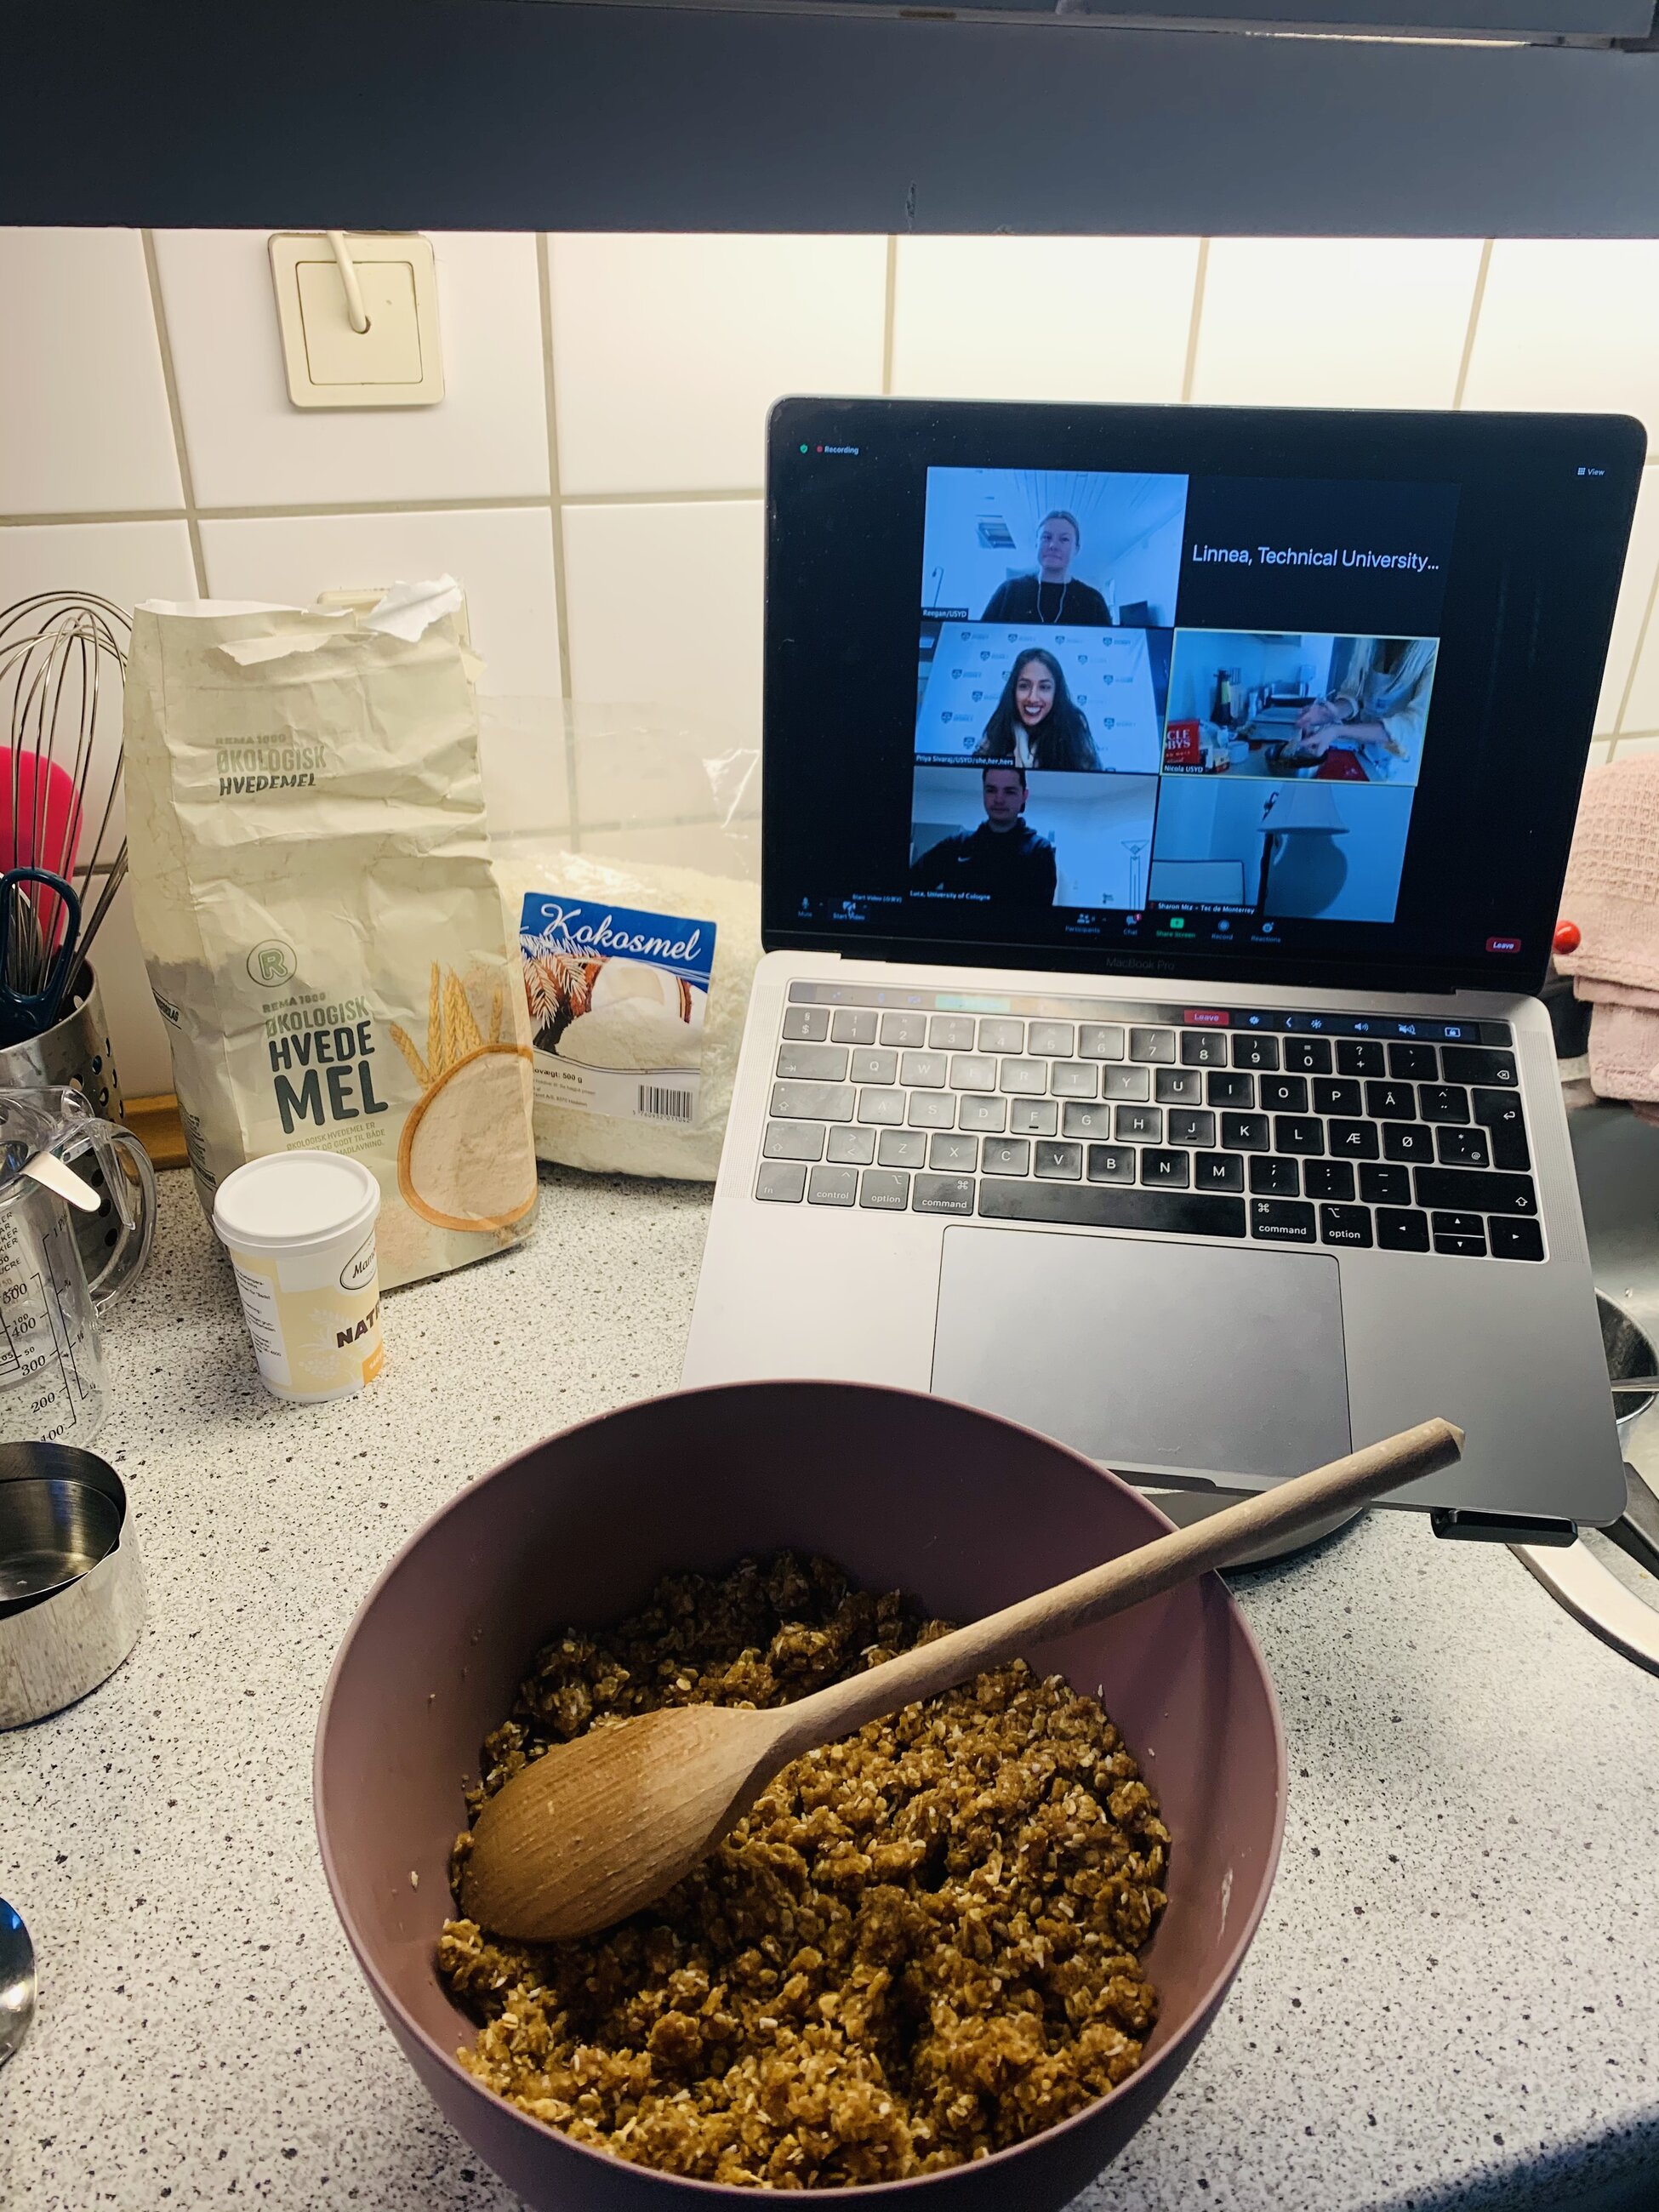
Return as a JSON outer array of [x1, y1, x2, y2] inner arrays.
[[461, 1416, 1462, 1943]]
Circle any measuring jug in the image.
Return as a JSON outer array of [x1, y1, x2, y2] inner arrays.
[[0, 1088, 156, 1447]]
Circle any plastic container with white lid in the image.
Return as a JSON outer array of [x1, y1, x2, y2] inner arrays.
[[213, 1152, 383, 1403]]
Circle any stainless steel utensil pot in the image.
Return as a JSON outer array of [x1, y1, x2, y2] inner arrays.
[[0, 972, 125, 1290]]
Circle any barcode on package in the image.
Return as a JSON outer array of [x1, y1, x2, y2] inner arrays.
[[638, 1085, 693, 1122]]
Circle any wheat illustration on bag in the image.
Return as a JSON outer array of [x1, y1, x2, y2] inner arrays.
[[389, 962, 538, 1234]]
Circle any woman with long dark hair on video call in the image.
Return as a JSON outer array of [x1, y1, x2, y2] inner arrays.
[[974, 647, 1102, 772]]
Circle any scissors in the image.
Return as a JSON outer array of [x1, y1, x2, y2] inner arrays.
[[0, 866, 83, 1048]]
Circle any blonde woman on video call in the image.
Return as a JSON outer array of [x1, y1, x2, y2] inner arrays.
[[1291, 636, 1436, 783], [979, 510, 1113, 628]]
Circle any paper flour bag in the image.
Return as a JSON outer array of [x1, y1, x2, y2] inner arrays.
[[123, 585, 538, 1288]]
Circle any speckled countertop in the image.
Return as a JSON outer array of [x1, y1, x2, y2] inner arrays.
[[3, 1168, 1658, 2212]]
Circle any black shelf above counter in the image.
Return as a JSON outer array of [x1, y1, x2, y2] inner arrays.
[[8, 1, 1659, 237]]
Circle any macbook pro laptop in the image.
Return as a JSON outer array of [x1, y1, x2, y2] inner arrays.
[[683, 399, 1645, 1535]]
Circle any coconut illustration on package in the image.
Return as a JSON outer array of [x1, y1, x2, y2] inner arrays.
[[556, 955, 704, 1073], [391, 963, 539, 1234]]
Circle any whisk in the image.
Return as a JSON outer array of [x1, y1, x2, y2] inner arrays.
[[0, 592, 131, 1030]]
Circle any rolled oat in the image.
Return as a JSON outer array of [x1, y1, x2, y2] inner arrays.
[[438, 1553, 1167, 2188]]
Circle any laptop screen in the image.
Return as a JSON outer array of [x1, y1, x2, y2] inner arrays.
[[763, 401, 1644, 995]]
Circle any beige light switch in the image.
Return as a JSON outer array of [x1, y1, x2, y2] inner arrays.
[[269, 231, 444, 408]]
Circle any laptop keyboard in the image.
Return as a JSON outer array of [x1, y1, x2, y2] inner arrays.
[[754, 987, 1542, 1262]]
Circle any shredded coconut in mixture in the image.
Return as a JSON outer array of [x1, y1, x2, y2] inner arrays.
[[438, 1553, 1168, 2189]]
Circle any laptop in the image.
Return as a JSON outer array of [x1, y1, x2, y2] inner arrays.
[[683, 398, 1645, 1535]]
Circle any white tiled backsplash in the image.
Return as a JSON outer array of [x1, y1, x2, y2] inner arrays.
[[3, 226, 1658, 1097]]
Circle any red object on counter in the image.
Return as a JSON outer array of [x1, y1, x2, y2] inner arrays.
[[1163, 719, 1203, 768], [1314, 749, 1368, 781], [1554, 920, 1582, 955]]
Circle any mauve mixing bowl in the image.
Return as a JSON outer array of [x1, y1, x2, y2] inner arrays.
[[316, 1379, 1286, 2208]]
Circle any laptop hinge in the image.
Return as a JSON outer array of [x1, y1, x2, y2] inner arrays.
[[1431, 1508, 1577, 1547]]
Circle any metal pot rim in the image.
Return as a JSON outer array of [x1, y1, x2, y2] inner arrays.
[[0, 1446, 128, 1621]]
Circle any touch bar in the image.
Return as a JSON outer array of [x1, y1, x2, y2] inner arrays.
[[785, 983, 1508, 1045]]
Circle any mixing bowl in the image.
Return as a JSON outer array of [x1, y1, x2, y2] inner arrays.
[[316, 1380, 1286, 2208]]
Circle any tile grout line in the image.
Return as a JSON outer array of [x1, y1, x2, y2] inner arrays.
[[140, 230, 208, 596], [1613, 545, 1659, 738], [560, 487, 764, 509], [1178, 240, 1210, 406], [10, 461, 1655, 541], [1, 494, 564, 528], [881, 237, 898, 395], [0, 479, 806, 533], [1450, 239, 1494, 412], [537, 233, 583, 851], [0, 509, 191, 530]]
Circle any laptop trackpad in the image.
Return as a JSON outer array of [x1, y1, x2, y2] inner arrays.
[[932, 1226, 1351, 1486]]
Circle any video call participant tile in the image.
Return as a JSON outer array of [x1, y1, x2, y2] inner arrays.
[[920, 466, 1188, 630], [915, 624, 1172, 774], [1174, 476, 1458, 636], [909, 761, 1160, 912], [1149, 773, 1417, 926], [1160, 630, 1439, 787]]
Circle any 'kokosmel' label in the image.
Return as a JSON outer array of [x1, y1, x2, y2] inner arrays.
[[520, 894, 717, 1126]]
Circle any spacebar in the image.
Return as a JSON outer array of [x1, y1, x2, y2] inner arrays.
[[977, 1181, 1247, 1238]]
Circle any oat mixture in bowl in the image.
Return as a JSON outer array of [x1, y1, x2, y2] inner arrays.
[[438, 1551, 1170, 2190]]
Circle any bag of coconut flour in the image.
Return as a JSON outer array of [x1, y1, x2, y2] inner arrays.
[[484, 700, 762, 1182], [123, 585, 538, 1288]]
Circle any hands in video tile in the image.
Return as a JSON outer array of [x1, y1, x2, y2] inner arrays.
[[1160, 630, 1437, 787], [1148, 629, 1428, 927]]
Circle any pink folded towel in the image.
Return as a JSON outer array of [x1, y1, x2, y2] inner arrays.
[[1576, 977, 1659, 1012], [1555, 755, 1659, 1102]]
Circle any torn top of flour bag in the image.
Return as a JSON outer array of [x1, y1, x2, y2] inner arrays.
[[359, 576, 465, 641], [143, 579, 473, 669]]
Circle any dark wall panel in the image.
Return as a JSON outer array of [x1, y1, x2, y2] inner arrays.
[[5, 3, 1659, 237]]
